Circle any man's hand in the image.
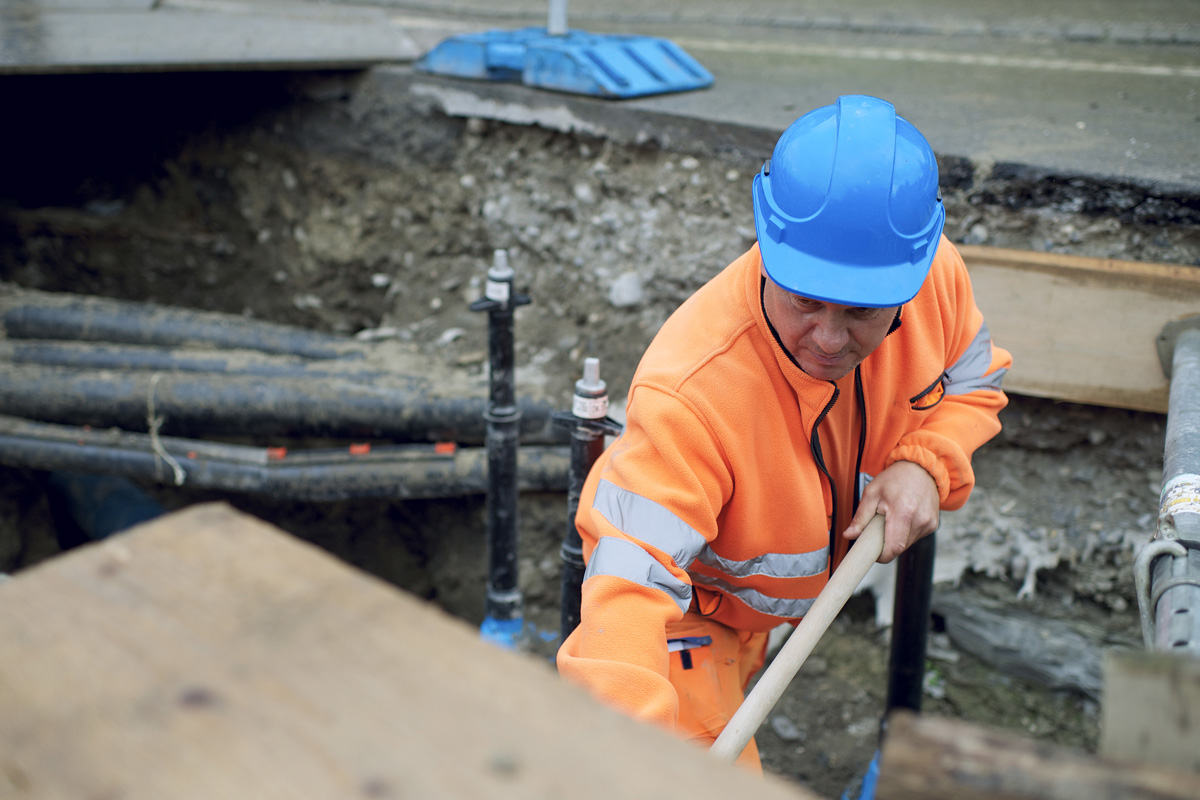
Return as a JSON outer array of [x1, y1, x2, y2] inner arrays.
[[843, 460, 939, 563]]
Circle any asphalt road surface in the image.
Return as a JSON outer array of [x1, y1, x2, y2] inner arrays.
[[385, 0, 1200, 195]]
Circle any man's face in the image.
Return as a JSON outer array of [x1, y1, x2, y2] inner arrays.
[[762, 277, 898, 381]]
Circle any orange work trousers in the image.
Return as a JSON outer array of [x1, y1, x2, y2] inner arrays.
[[665, 611, 771, 772]]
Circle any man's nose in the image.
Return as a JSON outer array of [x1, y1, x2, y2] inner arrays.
[[811, 314, 849, 354]]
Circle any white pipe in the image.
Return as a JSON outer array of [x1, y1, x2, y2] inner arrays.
[[547, 0, 568, 35]]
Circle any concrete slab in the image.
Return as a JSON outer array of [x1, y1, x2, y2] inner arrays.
[[0, 0, 419, 73]]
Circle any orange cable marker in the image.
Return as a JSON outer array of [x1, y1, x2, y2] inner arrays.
[[348, 443, 371, 455], [434, 442, 457, 455], [266, 447, 288, 461]]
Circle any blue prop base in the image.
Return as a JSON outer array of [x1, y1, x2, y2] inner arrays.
[[415, 27, 714, 99], [480, 616, 525, 649], [841, 751, 880, 800]]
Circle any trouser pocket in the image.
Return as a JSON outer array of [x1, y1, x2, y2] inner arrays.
[[665, 615, 747, 744]]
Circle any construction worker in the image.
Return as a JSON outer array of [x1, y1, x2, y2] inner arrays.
[[556, 95, 1011, 769]]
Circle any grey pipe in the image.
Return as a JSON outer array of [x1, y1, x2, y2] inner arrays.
[[0, 362, 557, 444], [0, 287, 560, 443], [1138, 326, 1200, 654], [1, 294, 358, 360], [0, 414, 568, 502]]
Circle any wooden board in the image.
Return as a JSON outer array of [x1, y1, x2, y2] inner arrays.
[[1100, 650, 1200, 774], [0, 503, 818, 800], [876, 710, 1199, 800], [960, 245, 1200, 414], [0, 0, 420, 74]]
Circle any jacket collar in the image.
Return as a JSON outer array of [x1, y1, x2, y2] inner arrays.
[[742, 244, 839, 411]]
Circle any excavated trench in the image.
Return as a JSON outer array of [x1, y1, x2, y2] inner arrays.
[[2, 69, 1199, 798]]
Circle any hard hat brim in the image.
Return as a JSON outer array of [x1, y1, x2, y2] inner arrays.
[[753, 190, 944, 308]]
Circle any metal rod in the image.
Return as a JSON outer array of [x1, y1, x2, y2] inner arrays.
[[886, 531, 936, 714], [471, 250, 531, 647], [559, 430, 602, 638], [553, 357, 622, 642]]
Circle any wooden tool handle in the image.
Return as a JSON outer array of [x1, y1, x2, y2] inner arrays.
[[709, 515, 885, 762]]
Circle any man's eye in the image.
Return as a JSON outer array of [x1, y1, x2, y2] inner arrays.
[[850, 307, 882, 320]]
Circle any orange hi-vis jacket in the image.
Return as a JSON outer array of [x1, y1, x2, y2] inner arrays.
[[557, 238, 1011, 732]]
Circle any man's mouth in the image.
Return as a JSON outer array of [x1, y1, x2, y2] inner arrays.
[[807, 350, 846, 366]]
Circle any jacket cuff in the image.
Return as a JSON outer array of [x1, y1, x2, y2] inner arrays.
[[885, 444, 953, 506]]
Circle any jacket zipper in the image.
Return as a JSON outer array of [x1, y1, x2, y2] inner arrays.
[[813, 366, 869, 564], [852, 365, 868, 512], [758, 276, 858, 568], [808, 383, 840, 560]]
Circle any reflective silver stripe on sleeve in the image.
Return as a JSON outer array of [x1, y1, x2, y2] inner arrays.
[[592, 479, 709, 569], [691, 572, 817, 620], [945, 321, 1006, 395], [585, 536, 693, 614], [696, 545, 828, 579]]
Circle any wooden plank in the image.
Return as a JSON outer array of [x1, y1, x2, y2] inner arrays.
[[0, 0, 420, 74], [875, 710, 1199, 800], [1100, 650, 1200, 774], [960, 244, 1200, 414], [0, 503, 818, 800]]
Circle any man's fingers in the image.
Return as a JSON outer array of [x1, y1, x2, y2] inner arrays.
[[878, 512, 910, 563], [844, 460, 940, 563], [845, 500, 880, 540]]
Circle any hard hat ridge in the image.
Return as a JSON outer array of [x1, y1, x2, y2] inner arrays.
[[752, 95, 945, 308]]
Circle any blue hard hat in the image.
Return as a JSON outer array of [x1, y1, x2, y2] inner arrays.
[[752, 95, 945, 307]]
